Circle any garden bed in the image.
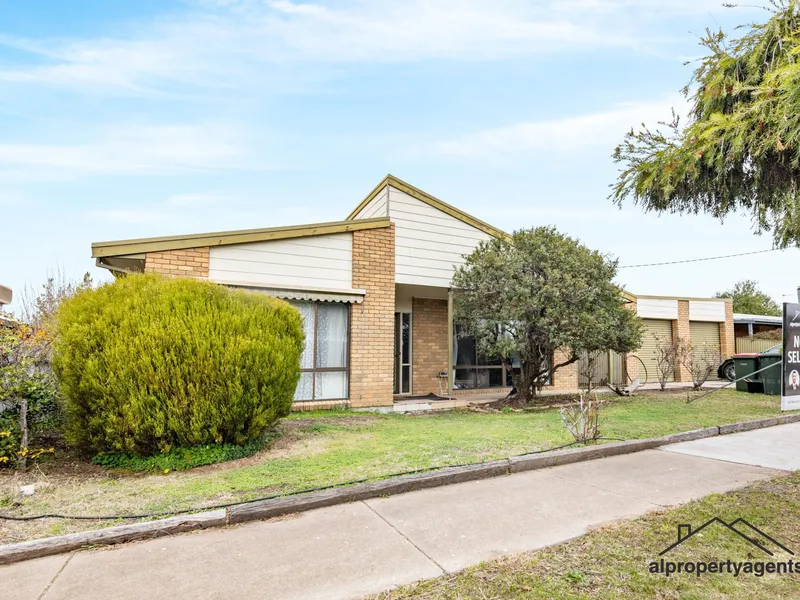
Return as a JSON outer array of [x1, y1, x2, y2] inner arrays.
[[0, 389, 787, 545]]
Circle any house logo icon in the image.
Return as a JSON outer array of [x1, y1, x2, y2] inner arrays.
[[659, 517, 794, 557]]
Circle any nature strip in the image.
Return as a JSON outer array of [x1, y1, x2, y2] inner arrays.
[[2, 412, 800, 566]]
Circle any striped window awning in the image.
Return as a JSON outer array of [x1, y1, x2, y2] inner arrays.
[[231, 284, 366, 304]]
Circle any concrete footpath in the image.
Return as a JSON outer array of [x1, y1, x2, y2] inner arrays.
[[4, 423, 799, 600]]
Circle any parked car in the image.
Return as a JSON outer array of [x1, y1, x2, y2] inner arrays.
[[717, 344, 781, 381]]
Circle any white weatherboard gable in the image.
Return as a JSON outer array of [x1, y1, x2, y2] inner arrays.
[[208, 232, 353, 290], [352, 186, 389, 219], [637, 298, 679, 320], [388, 185, 492, 287], [689, 300, 726, 322]]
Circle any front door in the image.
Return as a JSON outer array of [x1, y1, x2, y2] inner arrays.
[[394, 312, 411, 394]]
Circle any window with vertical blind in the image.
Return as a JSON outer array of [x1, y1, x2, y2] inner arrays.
[[290, 301, 350, 401]]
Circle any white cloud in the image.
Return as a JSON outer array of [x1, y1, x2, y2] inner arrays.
[[0, 0, 755, 95], [0, 124, 261, 181], [87, 208, 171, 224], [165, 192, 224, 207], [88, 191, 232, 224], [0, 190, 25, 206], [429, 97, 686, 159]]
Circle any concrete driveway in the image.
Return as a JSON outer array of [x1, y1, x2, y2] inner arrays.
[[663, 422, 800, 470], [2, 423, 797, 600]]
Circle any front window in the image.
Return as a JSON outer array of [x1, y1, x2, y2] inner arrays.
[[452, 324, 551, 389], [453, 324, 509, 389], [290, 301, 349, 401]]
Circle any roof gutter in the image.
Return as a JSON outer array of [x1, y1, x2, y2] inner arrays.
[[92, 217, 391, 259]]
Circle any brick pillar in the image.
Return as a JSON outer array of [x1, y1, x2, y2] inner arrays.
[[719, 300, 735, 359], [350, 224, 395, 407], [411, 298, 448, 395], [623, 298, 642, 381], [145, 248, 209, 278], [673, 300, 692, 383], [551, 348, 578, 391]]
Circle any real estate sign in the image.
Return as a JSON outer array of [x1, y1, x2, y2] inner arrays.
[[782, 302, 800, 411]]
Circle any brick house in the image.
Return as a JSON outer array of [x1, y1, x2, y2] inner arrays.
[[93, 175, 735, 409]]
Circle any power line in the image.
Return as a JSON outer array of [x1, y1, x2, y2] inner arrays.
[[618, 248, 784, 269]]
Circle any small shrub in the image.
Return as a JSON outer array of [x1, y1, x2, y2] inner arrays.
[[653, 334, 681, 390], [680, 340, 722, 391], [0, 422, 19, 467], [0, 322, 60, 469], [559, 394, 603, 442], [0, 394, 58, 468], [752, 328, 781, 340], [92, 432, 279, 472], [53, 273, 304, 457]]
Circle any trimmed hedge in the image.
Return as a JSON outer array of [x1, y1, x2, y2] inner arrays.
[[53, 274, 304, 457]]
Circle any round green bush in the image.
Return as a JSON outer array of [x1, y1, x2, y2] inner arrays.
[[52, 273, 304, 456]]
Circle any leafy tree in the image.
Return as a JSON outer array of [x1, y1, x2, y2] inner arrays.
[[611, 2, 800, 247], [452, 227, 643, 402], [715, 279, 780, 315], [680, 339, 723, 391]]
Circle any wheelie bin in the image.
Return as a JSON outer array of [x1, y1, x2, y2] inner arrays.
[[759, 351, 782, 396], [733, 354, 760, 392]]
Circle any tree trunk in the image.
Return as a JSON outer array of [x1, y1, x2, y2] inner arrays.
[[18, 397, 28, 471], [514, 360, 540, 402]]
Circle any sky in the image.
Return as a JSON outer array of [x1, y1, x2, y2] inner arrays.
[[2, 0, 798, 313]]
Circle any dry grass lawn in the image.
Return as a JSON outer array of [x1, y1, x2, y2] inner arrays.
[[0, 389, 788, 545]]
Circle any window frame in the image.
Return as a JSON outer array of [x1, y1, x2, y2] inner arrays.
[[452, 324, 553, 389], [293, 301, 351, 402], [453, 324, 509, 389]]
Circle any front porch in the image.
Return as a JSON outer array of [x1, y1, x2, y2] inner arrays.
[[392, 283, 578, 406], [389, 379, 732, 413]]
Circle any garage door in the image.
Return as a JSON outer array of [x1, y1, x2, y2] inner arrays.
[[639, 319, 673, 384], [690, 321, 721, 380]]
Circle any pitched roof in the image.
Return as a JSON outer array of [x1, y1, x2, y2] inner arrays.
[[92, 174, 505, 259], [92, 217, 391, 258], [347, 174, 508, 239]]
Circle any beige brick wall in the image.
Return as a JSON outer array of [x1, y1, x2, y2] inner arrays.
[[551, 348, 579, 391], [145, 248, 210, 278], [350, 224, 395, 407], [623, 297, 643, 381], [719, 300, 735, 359], [411, 298, 449, 395], [672, 300, 692, 383]]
